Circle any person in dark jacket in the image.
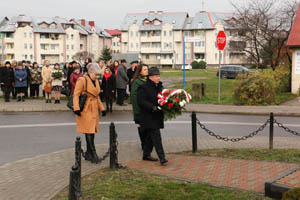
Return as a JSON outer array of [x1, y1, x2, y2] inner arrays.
[[11, 60, 17, 99], [14, 61, 28, 102], [131, 64, 148, 149], [0, 61, 14, 102], [83, 58, 92, 74], [116, 59, 129, 106], [110, 60, 119, 77], [101, 68, 116, 113], [127, 60, 138, 94], [24, 61, 32, 98], [137, 67, 168, 166]]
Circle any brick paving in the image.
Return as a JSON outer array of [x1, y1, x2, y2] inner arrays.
[[1, 136, 300, 199], [276, 168, 300, 188], [126, 155, 298, 193]]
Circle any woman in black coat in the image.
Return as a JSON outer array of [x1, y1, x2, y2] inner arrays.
[[0, 61, 14, 102], [101, 67, 116, 113]]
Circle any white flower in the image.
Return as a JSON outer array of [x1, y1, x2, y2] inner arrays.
[[179, 101, 185, 107], [157, 106, 162, 110], [182, 100, 186, 105]]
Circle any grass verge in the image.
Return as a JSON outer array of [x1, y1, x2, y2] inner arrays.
[[52, 168, 271, 200], [180, 148, 300, 163]]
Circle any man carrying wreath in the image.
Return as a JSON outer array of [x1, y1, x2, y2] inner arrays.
[[137, 67, 168, 166]]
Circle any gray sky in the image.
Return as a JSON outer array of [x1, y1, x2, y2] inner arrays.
[[1, 0, 247, 29]]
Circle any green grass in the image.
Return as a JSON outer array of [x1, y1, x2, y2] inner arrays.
[[181, 148, 300, 163], [52, 168, 270, 200], [160, 69, 296, 105]]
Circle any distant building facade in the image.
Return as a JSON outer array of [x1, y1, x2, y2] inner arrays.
[[120, 11, 247, 68], [105, 29, 121, 54], [0, 15, 112, 64]]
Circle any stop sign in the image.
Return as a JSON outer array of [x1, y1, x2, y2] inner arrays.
[[217, 30, 226, 50]]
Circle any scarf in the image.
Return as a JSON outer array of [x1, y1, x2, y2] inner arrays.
[[104, 73, 112, 81]]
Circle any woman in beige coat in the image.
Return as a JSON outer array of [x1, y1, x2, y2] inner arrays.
[[73, 63, 106, 163], [41, 60, 53, 103]]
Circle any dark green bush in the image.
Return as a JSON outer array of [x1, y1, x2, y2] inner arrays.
[[191, 60, 206, 69], [282, 188, 300, 200]]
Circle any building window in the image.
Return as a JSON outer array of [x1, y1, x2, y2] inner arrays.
[[117, 42, 120, 46], [169, 54, 172, 59], [30, 43, 33, 49], [24, 43, 27, 49], [67, 45, 69, 50], [145, 54, 149, 59], [169, 31, 172, 36], [80, 44, 83, 50], [71, 34, 74, 40], [202, 41, 205, 47], [184, 31, 191, 37], [40, 33, 50, 39], [169, 42, 172, 48], [41, 55, 46, 60], [30, 55, 33, 60], [24, 33, 27, 38], [51, 44, 55, 50], [67, 55, 69, 60], [71, 45, 74, 50], [29, 33, 32, 38], [113, 42, 116, 46], [25, 55, 28, 59]]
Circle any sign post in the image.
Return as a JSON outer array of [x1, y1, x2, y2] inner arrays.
[[216, 30, 226, 104]]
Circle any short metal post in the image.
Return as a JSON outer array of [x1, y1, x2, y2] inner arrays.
[[75, 137, 81, 189], [269, 112, 274, 150], [110, 122, 117, 169], [68, 165, 79, 200], [191, 112, 198, 153], [201, 83, 205, 97]]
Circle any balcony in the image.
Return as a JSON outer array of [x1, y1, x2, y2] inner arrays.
[[140, 47, 161, 54], [4, 38, 14, 43], [4, 48, 15, 54], [193, 46, 205, 53], [160, 59, 173, 65], [39, 48, 62, 55], [140, 36, 161, 42]]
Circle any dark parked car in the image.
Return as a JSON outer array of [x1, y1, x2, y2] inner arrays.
[[216, 65, 251, 79]]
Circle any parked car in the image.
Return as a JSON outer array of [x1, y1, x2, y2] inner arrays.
[[216, 65, 251, 79], [181, 64, 192, 70]]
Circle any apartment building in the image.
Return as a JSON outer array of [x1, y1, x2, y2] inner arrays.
[[105, 29, 121, 54], [0, 15, 112, 64], [120, 11, 246, 68]]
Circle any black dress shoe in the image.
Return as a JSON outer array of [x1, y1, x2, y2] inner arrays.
[[160, 158, 168, 166], [143, 156, 159, 162]]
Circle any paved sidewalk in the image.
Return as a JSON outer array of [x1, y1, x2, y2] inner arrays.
[[0, 99, 300, 116], [1, 136, 300, 199]]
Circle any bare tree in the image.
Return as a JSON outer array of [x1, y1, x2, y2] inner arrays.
[[230, 0, 299, 70], [72, 51, 95, 63]]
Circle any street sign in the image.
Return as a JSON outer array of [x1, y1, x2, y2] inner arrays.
[[216, 31, 226, 50], [185, 37, 201, 43]]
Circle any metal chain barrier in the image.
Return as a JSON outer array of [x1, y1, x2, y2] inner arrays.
[[114, 133, 126, 169], [73, 177, 84, 200], [274, 119, 300, 136], [196, 117, 270, 142]]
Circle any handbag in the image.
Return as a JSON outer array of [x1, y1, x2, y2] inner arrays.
[[61, 86, 71, 96], [67, 77, 87, 112], [44, 84, 52, 93]]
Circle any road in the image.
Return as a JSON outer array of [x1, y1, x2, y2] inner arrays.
[[0, 111, 299, 166]]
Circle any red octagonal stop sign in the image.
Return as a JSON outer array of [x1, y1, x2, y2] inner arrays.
[[217, 30, 226, 50]]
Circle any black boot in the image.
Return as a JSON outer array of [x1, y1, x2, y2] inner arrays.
[[84, 134, 93, 161], [21, 96, 25, 102], [58, 100, 60, 104], [106, 100, 109, 113], [54, 100, 57, 104], [138, 127, 146, 150], [17, 96, 21, 102], [90, 134, 99, 164], [46, 99, 48, 103], [110, 101, 113, 113]]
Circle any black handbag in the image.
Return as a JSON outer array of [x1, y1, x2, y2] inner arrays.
[[67, 77, 87, 112], [61, 86, 71, 96]]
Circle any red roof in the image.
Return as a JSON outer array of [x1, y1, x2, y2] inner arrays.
[[105, 29, 121, 36], [287, 4, 300, 47]]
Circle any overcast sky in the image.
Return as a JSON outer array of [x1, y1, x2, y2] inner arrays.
[[1, 0, 247, 29]]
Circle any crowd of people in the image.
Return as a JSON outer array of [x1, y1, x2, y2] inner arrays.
[[0, 58, 168, 166]]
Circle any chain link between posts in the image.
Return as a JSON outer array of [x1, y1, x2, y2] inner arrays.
[[274, 119, 300, 136], [196, 117, 270, 142]]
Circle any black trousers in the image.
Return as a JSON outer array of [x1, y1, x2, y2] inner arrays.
[[143, 129, 165, 160], [117, 88, 126, 105], [12, 87, 16, 98], [30, 84, 40, 97], [2, 85, 12, 101]]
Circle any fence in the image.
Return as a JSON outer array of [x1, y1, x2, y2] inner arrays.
[[191, 112, 300, 152], [68, 122, 123, 200]]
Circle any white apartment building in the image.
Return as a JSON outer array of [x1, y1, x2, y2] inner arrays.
[[120, 11, 246, 68], [105, 29, 121, 54], [0, 15, 112, 64]]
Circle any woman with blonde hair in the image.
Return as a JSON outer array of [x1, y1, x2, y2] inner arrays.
[[73, 63, 106, 164]]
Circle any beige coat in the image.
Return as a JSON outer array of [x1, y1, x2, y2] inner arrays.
[[41, 66, 52, 88], [73, 75, 105, 134]]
